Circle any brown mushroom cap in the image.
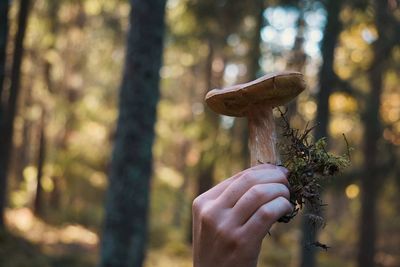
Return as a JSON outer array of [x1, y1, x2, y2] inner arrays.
[[205, 71, 306, 117]]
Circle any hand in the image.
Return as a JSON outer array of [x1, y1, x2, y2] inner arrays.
[[192, 164, 293, 267]]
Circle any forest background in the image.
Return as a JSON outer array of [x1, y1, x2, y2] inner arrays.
[[0, 0, 399, 267]]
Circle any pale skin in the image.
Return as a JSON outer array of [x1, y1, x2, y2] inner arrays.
[[192, 164, 293, 267]]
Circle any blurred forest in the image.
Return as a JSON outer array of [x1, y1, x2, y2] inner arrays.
[[0, 0, 399, 266]]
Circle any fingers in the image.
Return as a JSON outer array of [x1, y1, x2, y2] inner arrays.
[[232, 183, 290, 225], [215, 164, 289, 208], [242, 196, 293, 240], [192, 165, 292, 267], [196, 164, 277, 202]]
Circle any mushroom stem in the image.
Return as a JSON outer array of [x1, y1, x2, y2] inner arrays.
[[248, 106, 280, 166]]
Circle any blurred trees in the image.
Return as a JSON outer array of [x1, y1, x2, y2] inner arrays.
[[33, 111, 46, 215], [0, 0, 31, 229], [0, 0, 398, 266], [187, 0, 251, 198], [358, 1, 399, 266], [99, 0, 167, 267], [300, 1, 344, 266]]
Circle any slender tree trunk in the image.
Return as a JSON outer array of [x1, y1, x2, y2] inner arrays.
[[187, 40, 221, 244], [0, 0, 9, 98], [286, 8, 306, 120], [236, 0, 264, 168], [0, 0, 10, 230], [247, 0, 263, 81], [300, 0, 342, 266], [172, 141, 190, 228], [357, 1, 396, 266], [357, 66, 382, 267], [34, 110, 46, 216], [314, 0, 343, 140], [196, 39, 219, 198], [99, 0, 167, 266], [0, 0, 31, 230], [14, 87, 33, 182]]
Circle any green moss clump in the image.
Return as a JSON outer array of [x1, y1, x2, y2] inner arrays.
[[276, 109, 351, 248]]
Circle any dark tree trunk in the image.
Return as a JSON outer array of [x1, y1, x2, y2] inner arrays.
[[187, 40, 221, 244], [34, 110, 46, 216], [357, 1, 397, 266], [314, 0, 343, 140], [236, 0, 264, 168], [197, 158, 215, 198], [14, 87, 33, 182], [246, 0, 264, 81], [0, 0, 9, 98], [196, 40, 218, 197], [172, 141, 190, 228], [0, 0, 31, 230], [357, 67, 382, 267], [300, 0, 343, 266], [0, 0, 10, 230], [99, 0, 167, 266]]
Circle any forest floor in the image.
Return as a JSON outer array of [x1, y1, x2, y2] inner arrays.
[[1, 208, 193, 267], [1, 208, 98, 267]]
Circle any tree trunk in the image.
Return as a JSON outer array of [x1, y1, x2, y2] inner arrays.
[[14, 87, 33, 182], [357, 1, 397, 266], [246, 0, 264, 81], [300, 0, 343, 266], [172, 141, 190, 228], [196, 39, 218, 197], [236, 0, 264, 168], [0, 0, 10, 230], [0, 0, 9, 98], [187, 40, 221, 244], [99, 0, 167, 266], [0, 0, 31, 230], [34, 110, 46, 216]]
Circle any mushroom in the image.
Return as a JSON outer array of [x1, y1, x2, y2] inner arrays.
[[205, 71, 306, 166]]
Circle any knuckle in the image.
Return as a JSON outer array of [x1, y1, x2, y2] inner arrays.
[[199, 206, 217, 228], [241, 171, 258, 186], [260, 206, 275, 221], [192, 196, 203, 213], [215, 224, 229, 239], [240, 172, 252, 183], [249, 185, 265, 201]]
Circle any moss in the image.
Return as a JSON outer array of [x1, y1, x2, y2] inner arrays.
[[276, 109, 351, 247]]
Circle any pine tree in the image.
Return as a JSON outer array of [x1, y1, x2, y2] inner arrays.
[[99, 0, 167, 266]]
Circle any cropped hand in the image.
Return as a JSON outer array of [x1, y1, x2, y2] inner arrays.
[[192, 164, 293, 267]]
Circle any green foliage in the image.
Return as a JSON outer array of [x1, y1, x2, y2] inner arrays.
[[0, 0, 399, 266]]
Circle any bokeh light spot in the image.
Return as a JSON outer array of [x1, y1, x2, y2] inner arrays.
[[345, 184, 360, 199]]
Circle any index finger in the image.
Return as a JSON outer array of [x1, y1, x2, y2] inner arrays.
[[198, 164, 275, 201], [215, 165, 289, 208]]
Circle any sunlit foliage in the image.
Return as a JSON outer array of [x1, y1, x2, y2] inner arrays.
[[1, 0, 399, 266]]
